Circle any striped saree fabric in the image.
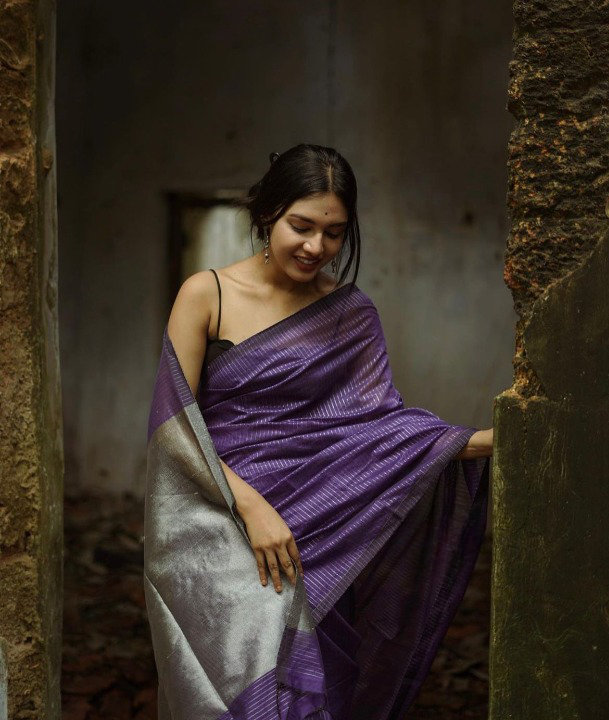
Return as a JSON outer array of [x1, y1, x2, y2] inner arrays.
[[144, 281, 490, 719]]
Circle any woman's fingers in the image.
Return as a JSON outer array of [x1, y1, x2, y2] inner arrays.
[[286, 537, 304, 578], [253, 534, 303, 593], [254, 549, 268, 587], [277, 546, 297, 587], [264, 549, 283, 592]]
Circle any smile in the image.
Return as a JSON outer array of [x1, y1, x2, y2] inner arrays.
[[294, 256, 320, 265]]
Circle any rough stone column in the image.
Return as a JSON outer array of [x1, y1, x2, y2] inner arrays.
[[0, 1, 63, 718], [491, 1, 609, 718]]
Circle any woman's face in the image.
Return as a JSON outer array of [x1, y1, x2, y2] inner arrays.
[[267, 192, 348, 281]]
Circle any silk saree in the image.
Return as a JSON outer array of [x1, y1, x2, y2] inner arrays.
[[144, 281, 490, 719]]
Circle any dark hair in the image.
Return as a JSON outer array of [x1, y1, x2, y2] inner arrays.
[[234, 143, 361, 287]]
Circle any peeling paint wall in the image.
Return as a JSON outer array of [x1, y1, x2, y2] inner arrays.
[[0, 0, 63, 718], [56, 0, 515, 495], [490, 1, 609, 716]]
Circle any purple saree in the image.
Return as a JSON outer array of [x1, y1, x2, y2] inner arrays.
[[144, 281, 490, 720]]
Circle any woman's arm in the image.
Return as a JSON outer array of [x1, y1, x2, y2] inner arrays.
[[167, 271, 212, 395], [166, 272, 275, 516], [167, 273, 303, 592], [220, 456, 305, 591], [455, 428, 494, 459]]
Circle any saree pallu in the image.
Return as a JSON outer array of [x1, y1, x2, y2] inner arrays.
[[144, 282, 490, 720]]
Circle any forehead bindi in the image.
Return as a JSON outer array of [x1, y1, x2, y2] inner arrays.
[[287, 212, 347, 228], [287, 194, 347, 225]]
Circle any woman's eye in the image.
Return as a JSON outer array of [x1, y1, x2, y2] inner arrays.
[[289, 224, 342, 239]]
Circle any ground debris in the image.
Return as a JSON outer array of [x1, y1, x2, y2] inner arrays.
[[62, 492, 157, 720]]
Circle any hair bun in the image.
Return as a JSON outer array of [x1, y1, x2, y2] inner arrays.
[[269, 151, 281, 164]]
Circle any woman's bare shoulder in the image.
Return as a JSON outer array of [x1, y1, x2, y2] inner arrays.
[[185, 267, 220, 287], [170, 269, 219, 334]]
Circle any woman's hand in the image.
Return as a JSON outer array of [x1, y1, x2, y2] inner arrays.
[[455, 427, 494, 459], [218, 459, 304, 591], [237, 496, 304, 593]]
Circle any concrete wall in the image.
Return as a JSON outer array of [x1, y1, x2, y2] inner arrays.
[[0, 0, 63, 716], [490, 1, 609, 716], [57, 0, 515, 495]]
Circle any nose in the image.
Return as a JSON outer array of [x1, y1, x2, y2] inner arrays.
[[303, 232, 324, 256]]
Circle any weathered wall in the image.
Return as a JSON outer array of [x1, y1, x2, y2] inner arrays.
[[0, 0, 63, 718], [490, 1, 609, 716], [56, 0, 515, 495]]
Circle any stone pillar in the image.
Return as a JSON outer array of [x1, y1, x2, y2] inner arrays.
[[490, 1, 609, 717], [0, 1, 63, 718]]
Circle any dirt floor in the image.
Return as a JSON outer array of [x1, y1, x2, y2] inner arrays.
[[61, 491, 491, 719]]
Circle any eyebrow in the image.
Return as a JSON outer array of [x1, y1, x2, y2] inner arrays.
[[288, 213, 348, 227]]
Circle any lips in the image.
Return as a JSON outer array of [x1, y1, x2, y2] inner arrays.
[[294, 256, 320, 271]]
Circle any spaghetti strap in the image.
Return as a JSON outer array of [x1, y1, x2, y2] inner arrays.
[[209, 268, 222, 337]]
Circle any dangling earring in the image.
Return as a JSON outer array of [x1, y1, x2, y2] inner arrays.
[[331, 258, 337, 274], [264, 229, 270, 264]]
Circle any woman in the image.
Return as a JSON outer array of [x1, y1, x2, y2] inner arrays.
[[144, 144, 493, 720]]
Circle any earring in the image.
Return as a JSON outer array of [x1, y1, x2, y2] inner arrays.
[[331, 258, 337, 274], [264, 230, 270, 264]]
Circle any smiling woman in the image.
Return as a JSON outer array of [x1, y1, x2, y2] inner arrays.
[[267, 195, 347, 277], [144, 143, 492, 720], [288, 209, 347, 272], [236, 144, 361, 290]]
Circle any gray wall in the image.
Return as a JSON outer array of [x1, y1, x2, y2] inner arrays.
[[57, 0, 515, 496]]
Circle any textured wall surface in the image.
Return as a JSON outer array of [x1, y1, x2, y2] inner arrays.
[[490, 1, 609, 717], [0, 0, 63, 718], [56, 0, 515, 495]]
